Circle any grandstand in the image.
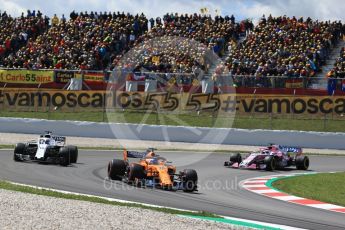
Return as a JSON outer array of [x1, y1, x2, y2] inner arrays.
[[0, 10, 344, 133], [0, 10, 344, 93]]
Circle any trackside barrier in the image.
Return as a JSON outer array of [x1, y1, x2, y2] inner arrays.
[[0, 117, 344, 149], [1, 89, 344, 118]]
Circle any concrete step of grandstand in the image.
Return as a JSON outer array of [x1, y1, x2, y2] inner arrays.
[[238, 36, 246, 44], [207, 35, 245, 77], [207, 42, 237, 75], [314, 39, 345, 89], [206, 50, 230, 77]]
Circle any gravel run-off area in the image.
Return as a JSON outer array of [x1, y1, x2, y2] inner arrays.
[[0, 189, 238, 230]]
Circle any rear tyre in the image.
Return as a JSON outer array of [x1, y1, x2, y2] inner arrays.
[[108, 159, 127, 180], [67, 146, 78, 163], [296, 156, 309, 170], [14, 143, 25, 161], [182, 169, 198, 192], [59, 147, 70, 166], [229, 153, 242, 164], [127, 164, 145, 183], [264, 156, 276, 171]]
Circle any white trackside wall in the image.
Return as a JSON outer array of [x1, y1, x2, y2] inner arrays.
[[0, 117, 344, 149]]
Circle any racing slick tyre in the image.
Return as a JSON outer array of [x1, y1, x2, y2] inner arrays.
[[108, 159, 127, 180], [296, 156, 310, 170], [59, 147, 71, 166], [230, 153, 242, 164], [127, 164, 145, 184], [182, 169, 198, 192], [14, 143, 25, 161], [67, 146, 78, 164], [264, 156, 276, 171]]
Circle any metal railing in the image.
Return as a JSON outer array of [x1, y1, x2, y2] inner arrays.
[[0, 68, 345, 91]]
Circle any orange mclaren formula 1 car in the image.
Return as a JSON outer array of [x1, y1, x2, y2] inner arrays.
[[107, 148, 198, 192]]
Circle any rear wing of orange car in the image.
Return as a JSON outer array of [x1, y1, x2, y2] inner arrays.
[[123, 149, 146, 161]]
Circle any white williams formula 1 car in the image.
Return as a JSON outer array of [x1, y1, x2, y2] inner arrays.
[[13, 131, 78, 166]]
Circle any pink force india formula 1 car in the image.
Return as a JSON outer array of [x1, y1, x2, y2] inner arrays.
[[224, 144, 310, 171]]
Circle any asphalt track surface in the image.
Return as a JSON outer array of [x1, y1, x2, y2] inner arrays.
[[0, 150, 344, 230]]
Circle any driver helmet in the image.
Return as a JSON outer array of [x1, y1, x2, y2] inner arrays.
[[146, 151, 156, 158], [262, 150, 270, 155]]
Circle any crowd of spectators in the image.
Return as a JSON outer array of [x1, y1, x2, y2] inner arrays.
[[0, 10, 49, 65], [0, 11, 344, 87], [1, 11, 244, 74], [222, 15, 343, 79], [111, 13, 244, 77], [159, 13, 242, 56], [2, 11, 148, 70]]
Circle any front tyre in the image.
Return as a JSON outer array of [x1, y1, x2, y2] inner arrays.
[[127, 164, 145, 184], [182, 169, 198, 192], [229, 153, 242, 164], [264, 156, 276, 171], [14, 143, 25, 161]]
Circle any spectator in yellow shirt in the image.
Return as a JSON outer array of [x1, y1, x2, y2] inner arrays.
[[51, 14, 59, 26]]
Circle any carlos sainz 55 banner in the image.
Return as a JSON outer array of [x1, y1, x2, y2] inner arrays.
[[0, 70, 54, 84]]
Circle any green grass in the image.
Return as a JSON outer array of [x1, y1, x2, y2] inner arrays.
[[0, 180, 219, 218], [1, 110, 344, 132], [272, 172, 345, 207]]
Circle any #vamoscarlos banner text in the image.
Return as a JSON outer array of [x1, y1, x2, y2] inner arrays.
[[0, 89, 344, 116]]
